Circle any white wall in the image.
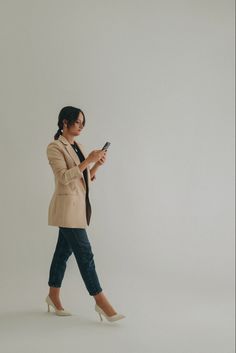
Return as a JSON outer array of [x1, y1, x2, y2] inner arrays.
[[0, 1, 234, 352]]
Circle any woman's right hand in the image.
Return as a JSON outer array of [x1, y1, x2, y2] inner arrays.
[[88, 149, 107, 163]]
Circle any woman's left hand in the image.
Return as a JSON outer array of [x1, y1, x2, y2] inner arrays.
[[96, 150, 107, 166]]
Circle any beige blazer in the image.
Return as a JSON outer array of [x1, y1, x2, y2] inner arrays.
[[46, 134, 95, 228]]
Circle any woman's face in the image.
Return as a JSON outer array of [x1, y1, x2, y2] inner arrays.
[[65, 112, 85, 136]]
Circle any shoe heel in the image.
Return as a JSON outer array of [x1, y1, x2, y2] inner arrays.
[[95, 303, 126, 323], [45, 295, 72, 316]]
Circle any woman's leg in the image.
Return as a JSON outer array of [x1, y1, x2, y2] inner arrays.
[[59, 227, 102, 295], [59, 227, 117, 316], [47, 228, 73, 309]]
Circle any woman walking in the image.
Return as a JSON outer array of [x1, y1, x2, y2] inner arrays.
[[45, 106, 125, 322]]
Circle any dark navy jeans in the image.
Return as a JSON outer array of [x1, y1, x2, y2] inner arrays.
[[48, 227, 103, 296]]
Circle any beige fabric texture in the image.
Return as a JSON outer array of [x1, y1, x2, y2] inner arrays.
[[47, 134, 95, 228]]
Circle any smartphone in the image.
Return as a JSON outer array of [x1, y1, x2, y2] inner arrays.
[[102, 142, 111, 151]]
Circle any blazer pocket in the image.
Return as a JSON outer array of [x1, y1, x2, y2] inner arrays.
[[56, 193, 76, 195], [68, 182, 77, 192]]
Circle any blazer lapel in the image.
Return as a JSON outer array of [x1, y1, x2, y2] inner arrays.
[[58, 135, 87, 188]]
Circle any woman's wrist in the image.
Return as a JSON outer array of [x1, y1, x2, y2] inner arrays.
[[90, 162, 99, 174], [86, 156, 92, 166], [78, 157, 92, 172]]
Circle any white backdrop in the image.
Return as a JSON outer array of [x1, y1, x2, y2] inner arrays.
[[0, 1, 234, 352]]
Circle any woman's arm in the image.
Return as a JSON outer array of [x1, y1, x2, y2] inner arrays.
[[90, 162, 100, 181], [78, 157, 92, 173], [47, 143, 86, 185], [89, 150, 107, 181]]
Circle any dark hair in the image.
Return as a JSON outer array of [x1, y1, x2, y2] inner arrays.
[[54, 106, 86, 140]]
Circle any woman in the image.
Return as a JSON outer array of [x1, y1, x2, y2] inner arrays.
[[45, 106, 125, 322]]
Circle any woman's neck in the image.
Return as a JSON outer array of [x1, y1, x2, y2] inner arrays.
[[62, 132, 75, 144]]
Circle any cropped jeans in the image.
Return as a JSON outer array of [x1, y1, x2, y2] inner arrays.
[[48, 227, 103, 296]]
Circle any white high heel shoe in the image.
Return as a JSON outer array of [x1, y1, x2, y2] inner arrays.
[[95, 303, 126, 322], [45, 295, 72, 316]]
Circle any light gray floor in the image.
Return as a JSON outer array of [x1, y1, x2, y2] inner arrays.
[[0, 275, 234, 353]]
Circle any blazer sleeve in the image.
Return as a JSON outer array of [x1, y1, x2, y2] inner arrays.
[[47, 142, 84, 185]]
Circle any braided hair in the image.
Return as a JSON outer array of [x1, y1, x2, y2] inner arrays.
[[54, 106, 86, 140]]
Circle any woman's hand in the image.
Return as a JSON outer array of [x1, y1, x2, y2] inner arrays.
[[95, 150, 107, 166], [88, 149, 106, 163]]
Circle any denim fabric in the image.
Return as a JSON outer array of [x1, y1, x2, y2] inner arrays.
[[48, 227, 103, 296]]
